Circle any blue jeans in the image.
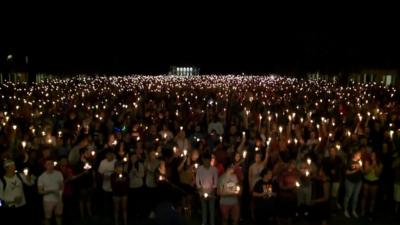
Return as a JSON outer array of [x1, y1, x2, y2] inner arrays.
[[344, 179, 362, 212], [200, 197, 215, 225]]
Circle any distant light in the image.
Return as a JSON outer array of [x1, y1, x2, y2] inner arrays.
[[7, 54, 13, 61]]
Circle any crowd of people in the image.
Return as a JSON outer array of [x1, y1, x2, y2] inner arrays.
[[0, 75, 399, 225]]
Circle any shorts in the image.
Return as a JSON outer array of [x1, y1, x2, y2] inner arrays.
[[394, 184, 400, 202], [43, 200, 63, 219], [331, 182, 340, 198]]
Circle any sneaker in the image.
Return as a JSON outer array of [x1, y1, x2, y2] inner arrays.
[[344, 211, 351, 218], [352, 211, 359, 218]]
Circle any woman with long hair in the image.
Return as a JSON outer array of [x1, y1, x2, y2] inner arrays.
[[361, 151, 382, 218]]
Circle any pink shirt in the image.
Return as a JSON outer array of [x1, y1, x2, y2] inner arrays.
[[196, 165, 218, 193]]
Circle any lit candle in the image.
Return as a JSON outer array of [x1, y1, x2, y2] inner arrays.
[[305, 170, 310, 177], [83, 163, 92, 170], [203, 193, 209, 198], [318, 137, 322, 142], [219, 136, 223, 143], [295, 181, 300, 187], [112, 140, 117, 146], [58, 131, 62, 137], [23, 168, 29, 176], [194, 163, 199, 169], [21, 141, 26, 149], [236, 185, 241, 193], [359, 160, 363, 167], [242, 150, 247, 159], [390, 130, 394, 139], [336, 144, 341, 151], [123, 156, 128, 162], [53, 161, 58, 166], [347, 130, 351, 137], [294, 138, 298, 145], [255, 147, 259, 152], [159, 175, 164, 181], [12, 125, 17, 131], [242, 131, 246, 137], [307, 158, 311, 166], [180, 126, 184, 131], [118, 174, 123, 179], [279, 126, 283, 134], [183, 149, 188, 156], [91, 150, 96, 156], [155, 152, 159, 157]]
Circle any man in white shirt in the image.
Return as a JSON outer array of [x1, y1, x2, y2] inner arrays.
[[196, 153, 218, 225], [98, 151, 116, 215], [38, 159, 64, 225], [0, 160, 35, 223]]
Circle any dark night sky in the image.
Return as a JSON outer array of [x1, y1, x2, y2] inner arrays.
[[2, 17, 399, 74]]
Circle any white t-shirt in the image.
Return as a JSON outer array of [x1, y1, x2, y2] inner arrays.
[[145, 159, 160, 188], [129, 162, 144, 188], [98, 159, 116, 192], [0, 175, 26, 207], [196, 165, 218, 194], [38, 170, 64, 202], [208, 122, 224, 135]]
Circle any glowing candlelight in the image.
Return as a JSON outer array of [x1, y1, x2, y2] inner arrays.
[[242, 131, 246, 137], [390, 130, 394, 139], [83, 163, 92, 170], [183, 149, 188, 156], [12, 125, 17, 130], [123, 156, 128, 162], [294, 138, 298, 145], [255, 147, 259, 152], [118, 174, 123, 179], [318, 137, 322, 142], [22, 141, 26, 149], [58, 131, 62, 137], [53, 161, 58, 167], [359, 160, 363, 167], [336, 144, 341, 151], [91, 150, 96, 156], [136, 136, 141, 141], [47, 138, 52, 144], [203, 193, 209, 198], [155, 152, 159, 157], [305, 170, 310, 177], [296, 181, 300, 187], [347, 130, 351, 137], [242, 150, 247, 159], [307, 158, 311, 166], [279, 126, 283, 134], [23, 168, 29, 176], [194, 163, 199, 169], [219, 136, 223, 142], [159, 175, 164, 181], [163, 132, 167, 139], [236, 185, 241, 193]]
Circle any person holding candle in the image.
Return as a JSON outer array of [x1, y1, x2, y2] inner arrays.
[[322, 146, 343, 213], [74, 148, 96, 220], [343, 150, 363, 218], [217, 163, 241, 225], [178, 150, 198, 217], [360, 151, 382, 218], [144, 150, 161, 217], [111, 162, 129, 225], [276, 160, 300, 225], [98, 151, 116, 217], [310, 167, 330, 225], [128, 154, 145, 218], [0, 160, 34, 224], [196, 153, 218, 225], [37, 159, 64, 225], [252, 169, 276, 225]]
